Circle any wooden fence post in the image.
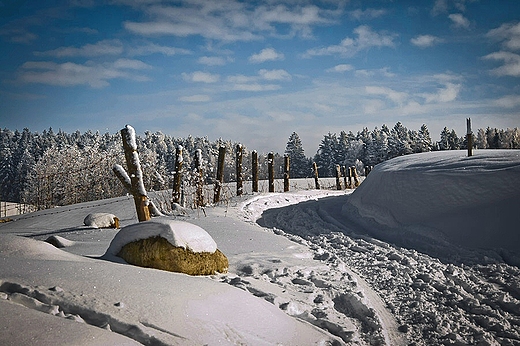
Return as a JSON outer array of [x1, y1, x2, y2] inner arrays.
[[283, 155, 290, 192], [342, 166, 348, 189], [351, 166, 360, 187], [268, 152, 275, 193], [252, 150, 259, 193], [313, 162, 320, 190], [194, 149, 204, 207], [467, 118, 473, 157], [213, 146, 226, 203], [172, 145, 183, 205], [335, 164, 342, 190], [118, 125, 150, 222], [236, 144, 243, 196]]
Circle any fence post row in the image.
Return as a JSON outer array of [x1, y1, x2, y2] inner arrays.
[[213, 146, 226, 204]]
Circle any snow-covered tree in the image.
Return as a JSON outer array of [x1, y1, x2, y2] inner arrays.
[[285, 132, 310, 178], [314, 132, 339, 177]]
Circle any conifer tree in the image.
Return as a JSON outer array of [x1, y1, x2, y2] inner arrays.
[[285, 132, 309, 178]]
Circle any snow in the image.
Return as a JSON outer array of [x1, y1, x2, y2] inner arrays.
[[1, 150, 519, 345], [343, 150, 520, 265], [84, 213, 118, 228], [104, 218, 218, 256]]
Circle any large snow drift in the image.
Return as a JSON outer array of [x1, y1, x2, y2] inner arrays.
[[343, 150, 520, 264]]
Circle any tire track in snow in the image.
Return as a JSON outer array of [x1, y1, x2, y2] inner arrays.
[[251, 192, 408, 345]]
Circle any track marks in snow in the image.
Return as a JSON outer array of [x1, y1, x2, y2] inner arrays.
[[0, 281, 188, 346], [249, 192, 520, 345]]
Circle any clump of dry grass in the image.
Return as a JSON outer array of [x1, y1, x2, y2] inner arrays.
[[117, 236, 228, 275]]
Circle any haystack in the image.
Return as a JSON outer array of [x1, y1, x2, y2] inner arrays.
[[104, 218, 228, 275], [118, 236, 228, 275]]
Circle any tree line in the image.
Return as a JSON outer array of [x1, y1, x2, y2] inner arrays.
[[1, 124, 518, 209]]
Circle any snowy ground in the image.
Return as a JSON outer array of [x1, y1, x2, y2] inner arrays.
[[1, 150, 519, 345]]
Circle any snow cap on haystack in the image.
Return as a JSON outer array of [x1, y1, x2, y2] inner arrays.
[[106, 218, 217, 255], [84, 213, 119, 229]]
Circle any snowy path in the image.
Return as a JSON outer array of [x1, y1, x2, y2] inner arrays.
[[253, 191, 520, 345]]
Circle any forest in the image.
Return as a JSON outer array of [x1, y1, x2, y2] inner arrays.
[[1, 123, 518, 211]]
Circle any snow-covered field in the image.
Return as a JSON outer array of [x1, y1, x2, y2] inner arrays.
[[1, 150, 519, 345]]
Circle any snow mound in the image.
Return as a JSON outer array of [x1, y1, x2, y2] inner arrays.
[[344, 150, 520, 263], [83, 213, 119, 228], [0, 234, 86, 262], [105, 218, 218, 257], [45, 235, 76, 248]]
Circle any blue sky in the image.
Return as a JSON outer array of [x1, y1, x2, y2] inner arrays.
[[1, 0, 519, 153]]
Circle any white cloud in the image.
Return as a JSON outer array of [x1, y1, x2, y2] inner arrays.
[[494, 95, 520, 108], [121, 1, 341, 42], [232, 83, 281, 92], [348, 8, 386, 20], [411, 35, 444, 48], [182, 71, 220, 83], [198, 56, 227, 66], [179, 94, 211, 102], [326, 64, 354, 73], [483, 51, 520, 77], [129, 43, 191, 56], [17, 59, 151, 88], [448, 13, 470, 29], [487, 22, 520, 51], [258, 69, 291, 81], [422, 82, 461, 103], [355, 67, 395, 78], [112, 58, 152, 70], [303, 25, 397, 57], [365, 86, 408, 105], [266, 111, 296, 122], [34, 39, 123, 57], [249, 48, 285, 63], [432, 0, 471, 16]]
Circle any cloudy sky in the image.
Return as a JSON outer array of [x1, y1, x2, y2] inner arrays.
[[1, 0, 519, 153]]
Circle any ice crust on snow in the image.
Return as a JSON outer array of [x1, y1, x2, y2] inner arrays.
[[105, 218, 218, 256]]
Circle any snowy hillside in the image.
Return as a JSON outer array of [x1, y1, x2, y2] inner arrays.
[[1, 150, 520, 345]]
